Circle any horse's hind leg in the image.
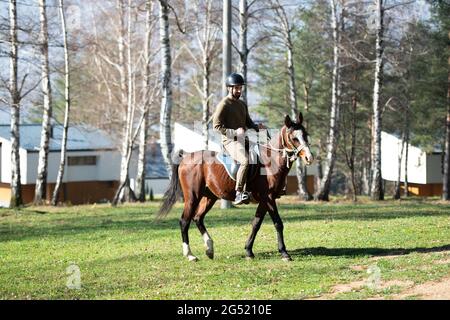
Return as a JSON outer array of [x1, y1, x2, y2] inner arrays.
[[194, 196, 217, 259], [180, 197, 201, 262]]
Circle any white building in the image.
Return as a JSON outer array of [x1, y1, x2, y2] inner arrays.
[[0, 124, 137, 206], [381, 131, 443, 196]]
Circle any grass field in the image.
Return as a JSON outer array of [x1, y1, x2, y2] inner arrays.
[[1, 197, 449, 300]]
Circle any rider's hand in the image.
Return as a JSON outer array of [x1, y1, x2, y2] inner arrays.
[[258, 123, 267, 130], [236, 127, 245, 136]]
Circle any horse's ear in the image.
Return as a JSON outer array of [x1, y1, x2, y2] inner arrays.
[[284, 115, 293, 128], [298, 112, 304, 125]]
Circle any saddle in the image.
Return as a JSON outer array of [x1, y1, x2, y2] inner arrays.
[[216, 143, 261, 182]]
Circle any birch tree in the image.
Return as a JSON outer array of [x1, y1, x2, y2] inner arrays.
[[112, 0, 138, 204], [135, 0, 158, 202], [51, 0, 70, 206], [233, 0, 272, 105], [316, 0, 341, 201], [185, 0, 220, 150], [238, 0, 249, 103], [159, 0, 174, 178], [34, 0, 53, 205], [369, 0, 385, 200], [272, 0, 311, 200], [8, 0, 22, 208], [221, 0, 232, 209]]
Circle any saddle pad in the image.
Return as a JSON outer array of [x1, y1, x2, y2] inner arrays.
[[216, 144, 260, 181]]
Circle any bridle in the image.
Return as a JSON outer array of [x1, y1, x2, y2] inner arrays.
[[260, 127, 309, 168]]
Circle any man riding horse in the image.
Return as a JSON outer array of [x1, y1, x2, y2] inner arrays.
[[212, 73, 264, 205], [158, 73, 314, 262]]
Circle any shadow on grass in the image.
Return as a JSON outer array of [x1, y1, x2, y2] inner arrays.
[[256, 244, 450, 259], [1, 203, 449, 243]]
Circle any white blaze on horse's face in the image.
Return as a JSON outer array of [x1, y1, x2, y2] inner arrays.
[[294, 129, 313, 165]]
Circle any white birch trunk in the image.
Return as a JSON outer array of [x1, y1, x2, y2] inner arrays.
[[159, 0, 174, 178], [197, 0, 218, 151], [370, 0, 384, 200], [273, 0, 311, 200], [394, 132, 405, 199], [114, 0, 136, 204], [239, 0, 248, 104], [404, 123, 410, 197], [9, 0, 22, 208], [221, 0, 232, 209], [52, 0, 70, 206], [316, 0, 340, 201], [135, 0, 154, 202], [34, 0, 53, 204], [202, 59, 210, 150]]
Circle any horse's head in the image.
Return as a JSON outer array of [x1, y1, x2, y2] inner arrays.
[[281, 113, 314, 165]]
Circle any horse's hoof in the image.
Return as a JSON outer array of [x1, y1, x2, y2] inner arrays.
[[205, 250, 214, 259], [187, 255, 198, 262], [245, 251, 255, 260], [282, 255, 292, 262]]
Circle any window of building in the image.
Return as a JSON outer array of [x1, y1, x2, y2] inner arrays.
[[68, 156, 97, 166]]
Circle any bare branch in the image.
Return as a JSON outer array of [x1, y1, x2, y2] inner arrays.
[[384, 0, 416, 11], [166, 2, 186, 34]]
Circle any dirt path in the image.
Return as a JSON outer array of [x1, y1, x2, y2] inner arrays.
[[311, 276, 450, 300], [393, 276, 450, 300], [312, 257, 450, 300]]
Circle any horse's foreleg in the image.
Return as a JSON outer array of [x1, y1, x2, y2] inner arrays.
[[267, 199, 292, 261], [194, 196, 217, 259], [244, 202, 267, 259]]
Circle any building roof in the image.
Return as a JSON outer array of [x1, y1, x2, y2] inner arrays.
[[145, 142, 169, 179], [0, 124, 116, 151]]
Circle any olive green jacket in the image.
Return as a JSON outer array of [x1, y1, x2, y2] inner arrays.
[[212, 96, 258, 144]]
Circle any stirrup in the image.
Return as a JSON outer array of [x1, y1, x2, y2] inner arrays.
[[234, 191, 249, 205]]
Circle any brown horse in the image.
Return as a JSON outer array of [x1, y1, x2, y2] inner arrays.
[[158, 113, 313, 261]]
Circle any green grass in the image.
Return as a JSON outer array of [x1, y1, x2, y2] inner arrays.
[[0, 197, 449, 300]]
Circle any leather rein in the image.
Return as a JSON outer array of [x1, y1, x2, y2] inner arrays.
[[258, 127, 308, 168]]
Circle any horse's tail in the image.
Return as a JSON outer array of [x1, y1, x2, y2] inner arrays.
[[157, 150, 184, 219]]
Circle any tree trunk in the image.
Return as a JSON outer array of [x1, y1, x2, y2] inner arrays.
[[370, 0, 384, 200], [159, 0, 174, 179], [394, 132, 405, 200], [315, 140, 323, 195], [200, 0, 217, 151], [34, 0, 53, 205], [135, 0, 153, 202], [221, 0, 232, 209], [404, 121, 410, 198], [349, 94, 358, 202], [114, 0, 136, 204], [443, 30, 450, 201], [362, 162, 370, 195], [316, 0, 340, 201], [239, 0, 248, 104], [202, 59, 210, 150], [9, 0, 22, 208], [136, 115, 148, 202], [274, 0, 311, 200], [52, 0, 70, 206]]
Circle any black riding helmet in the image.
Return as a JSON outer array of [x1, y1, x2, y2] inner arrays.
[[226, 73, 246, 87]]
